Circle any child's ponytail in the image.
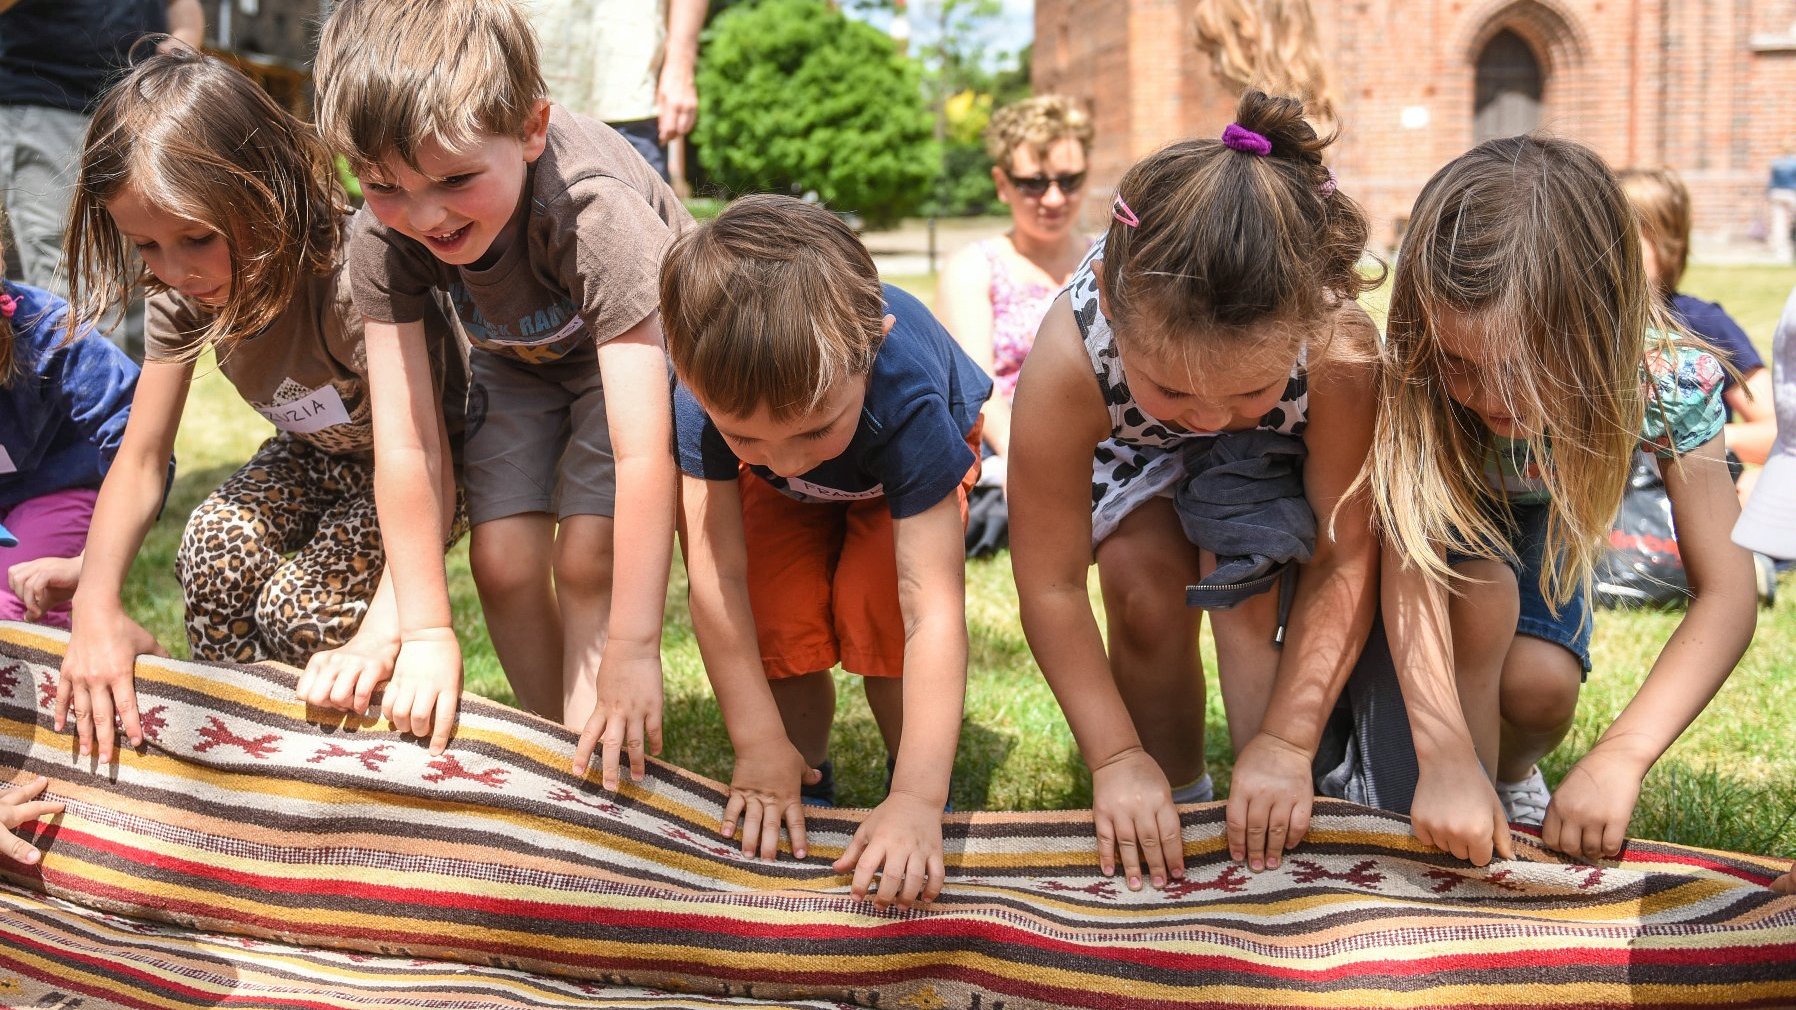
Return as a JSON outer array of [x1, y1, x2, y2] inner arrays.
[[1098, 89, 1378, 362]]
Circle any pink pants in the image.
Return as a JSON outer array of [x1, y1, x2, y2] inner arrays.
[[0, 486, 98, 628]]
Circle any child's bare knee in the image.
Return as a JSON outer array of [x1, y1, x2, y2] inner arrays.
[[1500, 639, 1583, 731], [1107, 578, 1188, 652]]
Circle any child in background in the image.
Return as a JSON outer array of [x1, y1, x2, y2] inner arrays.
[[0, 255, 139, 628], [1622, 168, 1778, 503], [49, 50, 466, 765], [665, 195, 988, 907], [313, 0, 687, 766], [1009, 91, 1383, 890], [1371, 136, 1756, 865]]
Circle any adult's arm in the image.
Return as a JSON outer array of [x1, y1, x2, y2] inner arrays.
[[164, 0, 204, 50], [656, 0, 704, 143]]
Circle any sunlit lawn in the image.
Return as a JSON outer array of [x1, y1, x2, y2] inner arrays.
[[123, 261, 1796, 854]]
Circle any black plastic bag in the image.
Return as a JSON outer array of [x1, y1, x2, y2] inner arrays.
[[1594, 452, 1691, 608]]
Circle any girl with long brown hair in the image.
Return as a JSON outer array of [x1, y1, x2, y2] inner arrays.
[[1371, 136, 1756, 864], [41, 48, 464, 765]]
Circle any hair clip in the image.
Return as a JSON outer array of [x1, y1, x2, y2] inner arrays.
[[1319, 166, 1338, 198], [1112, 193, 1140, 229], [0, 293, 16, 320], [1221, 122, 1272, 156]]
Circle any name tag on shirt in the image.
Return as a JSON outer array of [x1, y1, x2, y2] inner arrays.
[[257, 383, 353, 435], [782, 476, 885, 502], [0, 444, 14, 475]]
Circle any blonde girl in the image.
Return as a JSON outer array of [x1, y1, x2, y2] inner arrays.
[[1010, 90, 1382, 890], [48, 49, 463, 764], [1372, 136, 1756, 865]]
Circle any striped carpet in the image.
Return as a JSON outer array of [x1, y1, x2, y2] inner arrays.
[[1, 621, 1794, 1009]]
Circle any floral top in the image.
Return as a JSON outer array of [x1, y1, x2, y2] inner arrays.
[[1483, 342, 1727, 505], [979, 237, 1086, 402]]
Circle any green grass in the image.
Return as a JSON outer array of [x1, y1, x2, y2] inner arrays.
[[122, 266, 1796, 850]]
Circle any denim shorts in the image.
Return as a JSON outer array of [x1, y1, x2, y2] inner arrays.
[[1446, 500, 1593, 677]]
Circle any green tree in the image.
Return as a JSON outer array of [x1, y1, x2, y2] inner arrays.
[[695, 0, 936, 228]]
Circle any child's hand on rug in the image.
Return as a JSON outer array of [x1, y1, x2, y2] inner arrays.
[[835, 790, 946, 910], [1411, 751, 1513, 866], [572, 643, 665, 789], [721, 739, 820, 861], [382, 629, 462, 754], [1773, 864, 1795, 894], [1091, 747, 1183, 891], [1541, 749, 1643, 861], [298, 636, 399, 715], [1226, 732, 1314, 873], [59, 606, 166, 763], [0, 776, 62, 865], [8, 553, 80, 621]]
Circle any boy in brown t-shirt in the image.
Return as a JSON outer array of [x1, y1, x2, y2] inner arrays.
[[315, 0, 689, 767]]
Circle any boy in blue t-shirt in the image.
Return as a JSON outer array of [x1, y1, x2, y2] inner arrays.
[[664, 195, 991, 908]]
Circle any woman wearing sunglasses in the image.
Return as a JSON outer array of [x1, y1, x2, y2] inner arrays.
[[936, 94, 1095, 557]]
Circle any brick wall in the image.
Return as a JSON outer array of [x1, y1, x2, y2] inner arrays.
[[1038, 0, 1796, 253]]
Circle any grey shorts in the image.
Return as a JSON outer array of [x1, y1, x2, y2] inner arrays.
[[462, 349, 615, 524]]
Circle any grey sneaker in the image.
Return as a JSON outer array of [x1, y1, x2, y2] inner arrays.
[[1496, 767, 1552, 827]]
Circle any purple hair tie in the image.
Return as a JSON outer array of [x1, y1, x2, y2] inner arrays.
[[1319, 166, 1338, 198], [1112, 193, 1140, 229], [1221, 122, 1272, 156]]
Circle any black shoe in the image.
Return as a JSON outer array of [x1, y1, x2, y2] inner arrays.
[[801, 758, 836, 808]]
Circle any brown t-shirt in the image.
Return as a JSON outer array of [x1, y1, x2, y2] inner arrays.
[[348, 105, 691, 370], [147, 242, 468, 457]]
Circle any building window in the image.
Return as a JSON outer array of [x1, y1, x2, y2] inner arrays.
[[1473, 29, 1544, 143]]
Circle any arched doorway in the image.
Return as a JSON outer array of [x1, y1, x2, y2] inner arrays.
[[1473, 29, 1544, 143]]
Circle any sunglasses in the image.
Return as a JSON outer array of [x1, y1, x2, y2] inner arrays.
[[1005, 171, 1086, 198]]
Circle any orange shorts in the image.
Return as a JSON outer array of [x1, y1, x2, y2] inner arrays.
[[741, 420, 982, 680]]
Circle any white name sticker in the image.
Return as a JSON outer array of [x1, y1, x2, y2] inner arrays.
[[782, 477, 885, 502], [257, 383, 352, 434], [0, 444, 15, 475]]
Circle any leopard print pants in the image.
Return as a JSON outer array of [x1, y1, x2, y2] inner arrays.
[[175, 437, 384, 666]]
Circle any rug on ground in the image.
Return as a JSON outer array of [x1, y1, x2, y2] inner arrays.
[[0, 621, 1793, 1010]]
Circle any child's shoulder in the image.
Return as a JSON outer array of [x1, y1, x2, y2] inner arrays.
[[535, 106, 686, 213]]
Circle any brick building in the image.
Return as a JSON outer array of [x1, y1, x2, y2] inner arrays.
[[1034, 0, 1796, 251]]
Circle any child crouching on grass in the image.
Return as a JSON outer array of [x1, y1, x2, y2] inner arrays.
[[1370, 136, 1756, 865], [664, 195, 990, 908]]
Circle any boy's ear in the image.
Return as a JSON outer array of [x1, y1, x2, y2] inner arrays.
[[880, 313, 896, 337], [521, 99, 552, 163]]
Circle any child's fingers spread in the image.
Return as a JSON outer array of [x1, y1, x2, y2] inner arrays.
[[1225, 796, 1248, 863], [924, 852, 945, 902], [4, 800, 64, 829], [646, 713, 664, 756], [1154, 805, 1185, 880], [571, 719, 601, 776], [737, 797, 762, 855], [626, 718, 647, 781], [1243, 798, 1272, 870], [353, 664, 383, 715], [428, 693, 456, 754], [758, 804, 782, 861], [850, 846, 882, 900], [1288, 798, 1312, 849], [832, 829, 868, 875], [114, 684, 144, 748], [1263, 804, 1291, 870], [53, 677, 71, 732], [90, 691, 115, 763], [1115, 828, 1145, 891], [720, 793, 744, 838], [874, 851, 905, 907], [1135, 817, 1168, 887], [2, 830, 43, 865], [600, 729, 623, 792], [785, 804, 808, 861], [898, 852, 926, 909], [1094, 815, 1118, 876], [1601, 822, 1625, 859]]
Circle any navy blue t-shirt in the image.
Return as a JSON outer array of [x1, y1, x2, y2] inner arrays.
[[0, 0, 167, 113], [1671, 292, 1764, 419], [674, 285, 992, 519]]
